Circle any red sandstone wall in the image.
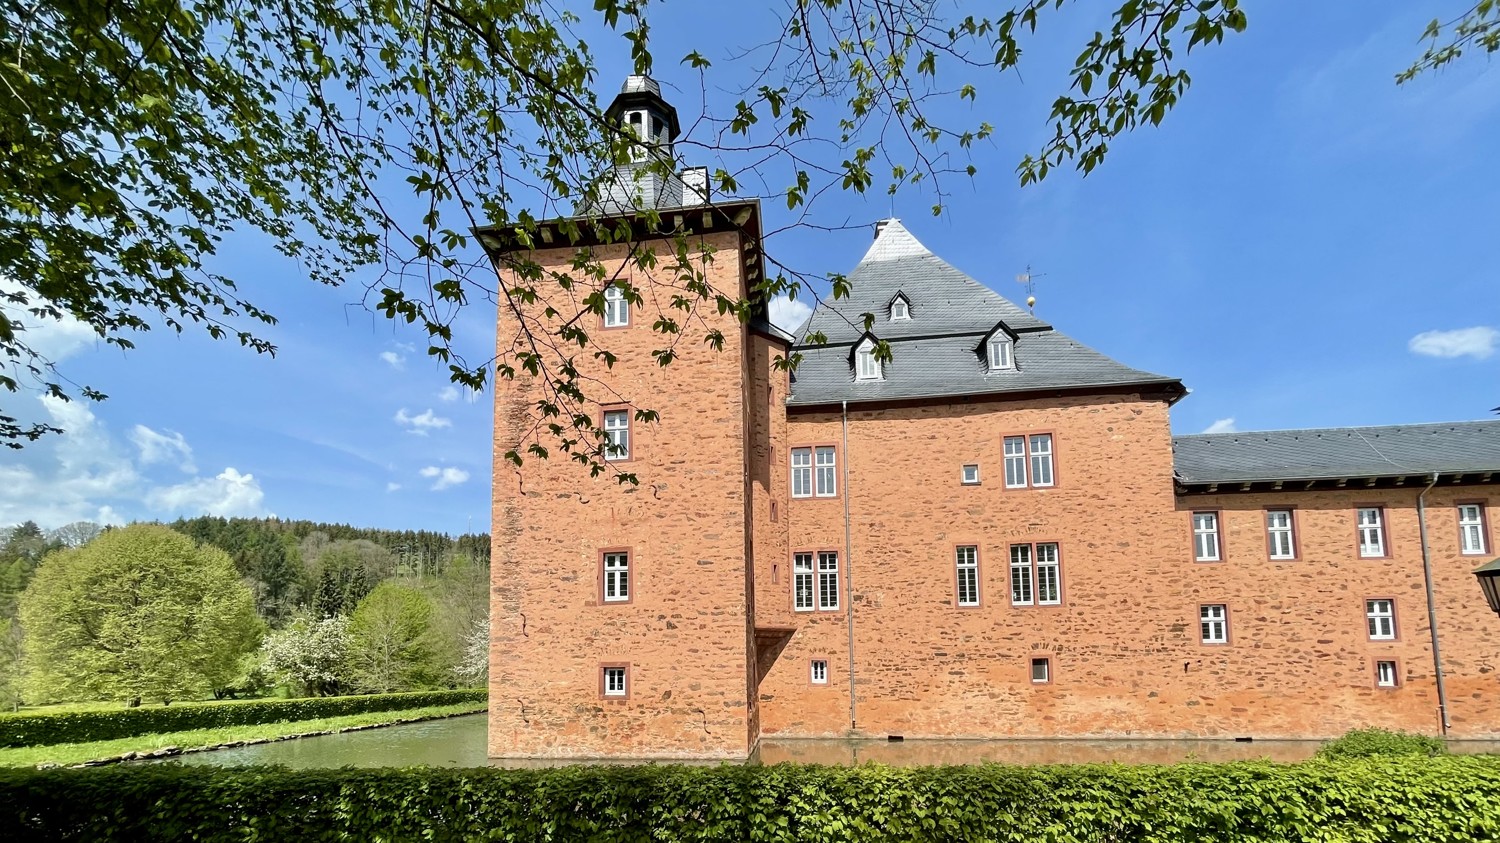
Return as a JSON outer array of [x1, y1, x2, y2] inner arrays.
[[758, 390, 1499, 740], [763, 394, 1188, 739], [489, 231, 757, 759], [1174, 488, 1499, 738]]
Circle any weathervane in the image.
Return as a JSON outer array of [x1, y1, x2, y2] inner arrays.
[[1016, 264, 1046, 313]]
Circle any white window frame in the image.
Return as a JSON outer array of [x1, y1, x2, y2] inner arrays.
[[603, 410, 630, 460], [1035, 543, 1061, 605], [1028, 434, 1055, 488], [1459, 504, 1488, 555], [603, 284, 629, 327], [817, 551, 840, 611], [1376, 660, 1398, 688], [602, 551, 629, 603], [792, 553, 815, 611], [814, 446, 838, 497], [987, 338, 1013, 371], [855, 341, 883, 381], [1266, 510, 1296, 560], [790, 448, 813, 498], [810, 659, 828, 684], [1357, 507, 1386, 558], [961, 464, 980, 485], [1003, 436, 1027, 488], [890, 297, 910, 321], [1200, 604, 1228, 644], [603, 666, 628, 697], [1009, 544, 1033, 606], [1366, 599, 1396, 641], [1192, 512, 1221, 562], [955, 546, 979, 607], [1030, 657, 1050, 684]]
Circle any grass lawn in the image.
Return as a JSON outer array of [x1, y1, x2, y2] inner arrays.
[[0, 701, 486, 768]]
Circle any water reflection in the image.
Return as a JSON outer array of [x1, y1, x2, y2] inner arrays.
[[158, 714, 1500, 769]]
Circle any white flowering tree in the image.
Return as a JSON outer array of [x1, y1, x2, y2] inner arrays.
[[260, 615, 352, 698]]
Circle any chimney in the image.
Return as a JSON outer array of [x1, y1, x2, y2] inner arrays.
[[680, 166, 710, 206]]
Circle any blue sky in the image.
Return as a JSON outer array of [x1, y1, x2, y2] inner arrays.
[[3, 1, 1496, 532]]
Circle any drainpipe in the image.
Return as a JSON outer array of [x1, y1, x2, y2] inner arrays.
[[1417, 471, 1449, 734], [842, 400, 857, 733]]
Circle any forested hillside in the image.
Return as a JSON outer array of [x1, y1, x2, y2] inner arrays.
[[1, 518, 491, 707]]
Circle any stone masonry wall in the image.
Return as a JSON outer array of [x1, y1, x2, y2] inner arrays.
[[758, 394, 1500, 740], [489, 231, 757, 759], [1173, 486, 1499, 738]]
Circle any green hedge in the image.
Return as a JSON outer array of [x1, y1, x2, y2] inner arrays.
[[0, 690, 486, 748], [3, 757, 1500, 842], [1318, 727, 1448, 759]]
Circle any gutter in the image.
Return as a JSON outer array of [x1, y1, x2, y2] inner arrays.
[[1417, 471, 1450, 734], [841, 400, 857, 733]]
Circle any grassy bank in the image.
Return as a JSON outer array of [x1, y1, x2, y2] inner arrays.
[[0, 702, 486, 768]]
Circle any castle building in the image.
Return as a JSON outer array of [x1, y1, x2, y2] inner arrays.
[[479, 77, 1500, 760]]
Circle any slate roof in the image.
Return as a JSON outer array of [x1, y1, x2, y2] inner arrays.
[[787, 220, 1180, 406], [1173, 420, 1500, 484]]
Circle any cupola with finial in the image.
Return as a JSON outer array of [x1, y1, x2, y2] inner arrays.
[[605, 75, 680, 160]]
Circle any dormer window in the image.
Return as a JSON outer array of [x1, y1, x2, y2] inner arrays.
[[855, 340, 883, 381], [890, 294, 910, 321], [987, 338, 1013, 371]]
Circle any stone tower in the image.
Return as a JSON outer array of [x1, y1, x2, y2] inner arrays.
[[476, 75, 785, 759]]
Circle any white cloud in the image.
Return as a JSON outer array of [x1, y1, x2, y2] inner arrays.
[[386, 482, 402, 492], [379, 350, 406, 370], [1408, 327, 1498, 360], [1202, 418, 1238, 434], [146, 468, 267, 518], [394, 407, 452, 435], [0, 277, 98, 365], [438, 385, 461, 403], [0, 397, 140, 526], [0, 394, 271, 528], [420, 465, 469, 491], [128, 424, 196, 472], [767, 295, 814, 334]]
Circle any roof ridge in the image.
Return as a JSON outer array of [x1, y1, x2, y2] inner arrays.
[[1175, 419, 1500, 441]]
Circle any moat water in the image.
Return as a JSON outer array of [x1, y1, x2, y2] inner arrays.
[[158, 714, 1500, 769]]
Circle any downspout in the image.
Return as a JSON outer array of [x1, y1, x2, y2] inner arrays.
[[1417, 471, 1450, 734], [842, 400, 857, 732]]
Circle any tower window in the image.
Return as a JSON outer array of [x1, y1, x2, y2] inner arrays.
[[891, 297, 910, 320], [650, 116, 663, 139]]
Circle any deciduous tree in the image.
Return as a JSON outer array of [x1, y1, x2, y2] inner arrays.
[[18, 524, 262, 704], [346, 582, 446, 693], [260, 614, 351, 697], [3, 0, 1489, 459]]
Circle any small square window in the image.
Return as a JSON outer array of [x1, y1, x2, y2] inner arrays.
[[602, 665, 628, 698], [810, 659, 828, 684], [1031, 657, 1050, 684], [1376, 660, 1399, 688], [961, 464, 980, 485], [890, 297, 910, 320]]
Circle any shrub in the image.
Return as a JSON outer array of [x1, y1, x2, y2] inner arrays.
[[2, 756, 1499, 842], [1317, 727, 1447, 759], [0, 689, 485, 748]]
